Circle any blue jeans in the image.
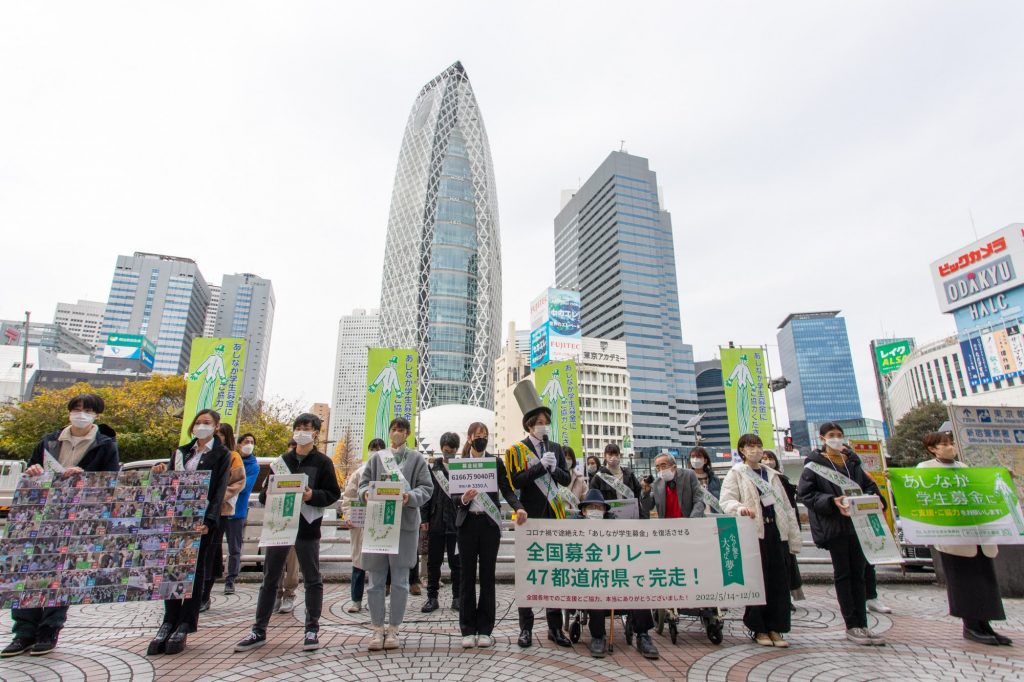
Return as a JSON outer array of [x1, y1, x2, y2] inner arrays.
[[352, 566, 366, 602]]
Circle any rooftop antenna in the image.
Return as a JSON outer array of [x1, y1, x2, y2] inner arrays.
[[969, 208, 978, 240], [619, 140, 627, 153]]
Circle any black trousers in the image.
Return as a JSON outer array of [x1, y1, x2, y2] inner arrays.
[[201, 523, 226, 602], [826, 533, 868, 629], [457, 514, 499, 635], [254, 539, 323, 633], [163, 528, 213, 632], [427, 530, 461, 600], [588, 609, 654, 638], [743, 521, 792, 634], [864, 563, 877, 600]]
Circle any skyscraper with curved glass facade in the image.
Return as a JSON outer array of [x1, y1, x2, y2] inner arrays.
[[378, 62, 501, 409]]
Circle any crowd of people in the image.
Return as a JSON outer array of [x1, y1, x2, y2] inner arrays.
[[0, 389, 1015, 661]]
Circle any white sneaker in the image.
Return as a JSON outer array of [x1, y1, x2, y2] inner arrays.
[[278, 596, 295, 613], [368, 626, 384, 651], [845, 627, 874, 646], [346, 601, 362, 614], [461, 635, 477, 648], [866, 628, 886, 646], [866, 599, 892, 614], [477, 634, 494, 648], [384, 625, 400, 650]]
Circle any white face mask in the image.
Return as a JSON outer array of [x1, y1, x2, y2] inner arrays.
[[606, 456, 620, 468], [240, 443, 255, 456], [825, 438, 845, 452], [531, 424, 550, 440], [69, 411, 96, 429], [690, 458, 703, 470], [744, 448, 764, 463], [192, 424, 215, 440], [659, 468, 675, 482], [586, 464, 597, 474], [584, 509, 605, 520], [293, 431, 315, 446]]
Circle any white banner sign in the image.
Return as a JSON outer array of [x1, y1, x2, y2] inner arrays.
[[515, 518, 765, 609], [259, 474, 307, 547], [447, 459, 498, 494]]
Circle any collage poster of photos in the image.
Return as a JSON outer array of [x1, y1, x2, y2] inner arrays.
[[1, 469, 211, 609]]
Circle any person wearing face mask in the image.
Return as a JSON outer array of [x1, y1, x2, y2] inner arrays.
[[640, 453, 705, 521], [200, 423, 246, 611], [357, 417, 434, 652], [589, 444, 644, 516], [688, 446, 721, 499], [563, 446, 588, 506], [761, 450, 804, 605], [584, 455, 602, 484], [420, 432, 462, 613], [797, 422, 885, 647], [918, 430, 1012, 646], [147, 409, 230, 657], [504, 381, 571, 648], [575, 489, 659, 659], [222, 433, 261, 596], [453, 422, 527, 648], [721, 434, 801, 648], [342, 438, 386, 614], [3, 394, 120, 659], [235, 413, 341, 653]]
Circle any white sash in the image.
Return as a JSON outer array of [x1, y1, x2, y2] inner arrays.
[[379, 449, 410, 486], [597, 470, 635, 499], [429, 464, 450, 495], [805, 461, 862, 496], [521, 445, 563, 512], [459, 456, 504, 528], [558, 485, 580, 510], [699, 487, 723, 514], [743, 467, 786, 509], [273, 455, 324, 525]]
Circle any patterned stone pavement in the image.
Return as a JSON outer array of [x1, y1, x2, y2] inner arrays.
[[1, 582, 1022, 681]]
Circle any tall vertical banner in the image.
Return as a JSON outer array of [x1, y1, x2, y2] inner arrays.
[[720, 347, 775, 449], [363, 349, 418, 457], [533, 359, 583, 458], [530, 288, 581, 368], [180, 338, 246, 445]]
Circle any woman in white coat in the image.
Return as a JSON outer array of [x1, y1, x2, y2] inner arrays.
[[919, 431, 1011, 646], [342, 438, 385, 614], [720, 434, 802, 648]]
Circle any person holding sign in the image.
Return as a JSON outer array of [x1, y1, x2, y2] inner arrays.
[[504, 380, 571, 649], [147, 409, 230, 657], [721, 434, 801, 648], [357, 417, 433, 652], [454, 422, 527, 648], [797, 422, 886, 647], [341, 438, 384, 614], [235, 413, 340, 653], [421, 432, 462, 613], [588, 444, 644, 518], [3, 393, 120, 658], [918, 431, 1012, 646]]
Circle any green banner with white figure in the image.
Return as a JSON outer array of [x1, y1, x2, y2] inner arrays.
[[721, 347, 775, 449], [363, 348, 417, 457], [533, 359, 584, 459], [180, 337, 246, 445]]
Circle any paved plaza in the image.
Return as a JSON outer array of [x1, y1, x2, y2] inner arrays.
[[1, 582, 1022, 681]]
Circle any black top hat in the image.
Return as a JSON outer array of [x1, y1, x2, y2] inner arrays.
[[578, 489, 610, 511], [513, 380, 551, 432]]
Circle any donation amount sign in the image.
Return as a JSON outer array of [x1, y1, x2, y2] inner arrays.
[[515, 518, 765, 609], [447, 458, 497, 494]]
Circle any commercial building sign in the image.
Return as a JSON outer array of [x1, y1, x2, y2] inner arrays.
[[958, 324, 1024, 387], [102, 333, 156, 369], [530, 288, 581, 368], [874, 339, 913, 376], [931, 224, 1024, 314]]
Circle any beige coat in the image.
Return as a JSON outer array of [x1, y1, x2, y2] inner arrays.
[[917, 458, 998, 558], [221, 450, 246, 517], [342, 464, 365, 569], [567, 469, 588, 502], [720, 463, 802, 554]]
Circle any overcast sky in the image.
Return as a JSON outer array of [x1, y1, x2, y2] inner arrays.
[[3, 1, 1024, 427]]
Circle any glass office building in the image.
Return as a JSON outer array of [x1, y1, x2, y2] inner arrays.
[[378, 62, 501, 409], [555, 151, 698, 458], [777, 311, 863, 449]]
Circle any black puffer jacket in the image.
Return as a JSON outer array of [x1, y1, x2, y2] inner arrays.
[[796, 449, 881, 548], [30, 426, 120, 473], [421, 458, 457, 534]]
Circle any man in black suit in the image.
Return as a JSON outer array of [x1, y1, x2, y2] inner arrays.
[[503, 381, 571, 648]]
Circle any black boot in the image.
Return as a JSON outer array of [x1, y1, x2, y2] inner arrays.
[[421, 597, 439, 613], [548, 628, 572, 647], [147, 623, 173, 656], [164, 624, 189, 655], [517, 629, 532, 647], [588, 636, 606, 657], [963, 625, 999, 646], [636, 632, 660, 659]]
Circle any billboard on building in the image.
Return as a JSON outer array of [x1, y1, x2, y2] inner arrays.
[[363, 348, 417, 456], [874, 339, 912, 376], [530, 288, 582, 368], [931, 223, 1024, 314], [720, 347, 775, 449], [959, 324, 1024, 387], [102, 333, 156, 370], [180, 338, 246, 445]]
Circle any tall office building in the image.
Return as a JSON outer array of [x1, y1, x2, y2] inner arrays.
[[310, 402, 331, 449], [97, 253, 211, 374], [329, 309, 381, 453], [578, 337, 634, 462], [777, 311, 863, 449], [212, 274, 275, 404], [694, 360, 731, 453], [203, 285, 221, 337], [54, 300, 106, 349], [378, 61, 502, 410], [555, 151, 698, 458]]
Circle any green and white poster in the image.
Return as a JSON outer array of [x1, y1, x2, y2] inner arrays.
[[179, 337, 246, 445], [720, 347, 774, 448], [874, 339, 913, 376], [363, 348, 417, 457], [889, 467, 1024, 545], [533, 359, 583, 458]]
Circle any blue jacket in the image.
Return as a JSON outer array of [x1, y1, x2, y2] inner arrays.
[[230, 454, 261, 520]]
